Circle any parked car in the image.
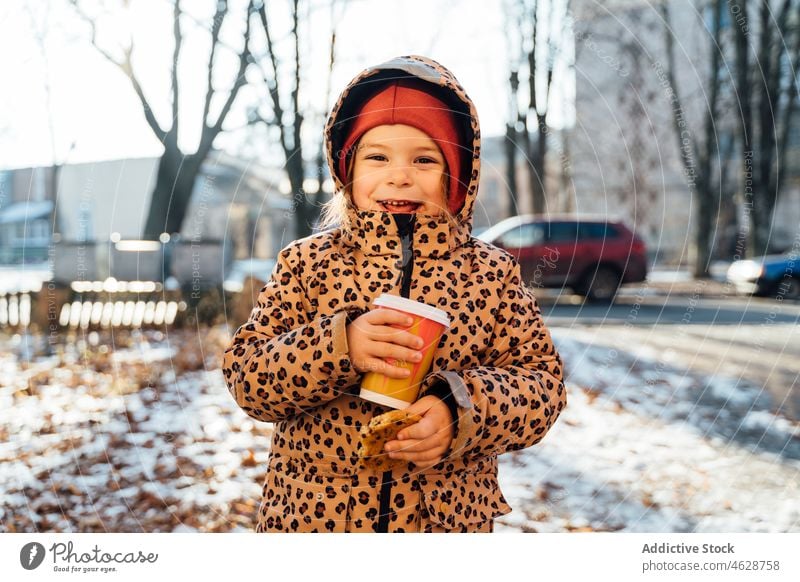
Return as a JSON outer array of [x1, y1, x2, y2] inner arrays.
[[476, 215, 648, 302], [471, 225, 489, 238], [726, 254, 799, 299]]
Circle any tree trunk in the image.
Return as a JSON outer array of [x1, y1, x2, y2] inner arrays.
[[661, 0, 722, 278], [751, 0, 777, 256], [504, 122, 519, 216], [143, 148, 201, 239], [727, 0, 800, 258], [283, 152, 307, 239], [728, 1, 755, 258], [72, 0, 255, 243], [693, 177, 715, 278], [532, 114, 547, 214]]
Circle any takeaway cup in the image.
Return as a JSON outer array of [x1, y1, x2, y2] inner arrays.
[[358, 293, 450, 409]]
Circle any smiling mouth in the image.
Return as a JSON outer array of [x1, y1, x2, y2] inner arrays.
[[378, 200, 423, 212]]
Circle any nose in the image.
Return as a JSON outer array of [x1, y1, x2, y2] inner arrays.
[[387, 163, 412, 187]]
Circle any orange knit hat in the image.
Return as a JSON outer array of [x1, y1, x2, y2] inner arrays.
[[339, 79, 465, 215]]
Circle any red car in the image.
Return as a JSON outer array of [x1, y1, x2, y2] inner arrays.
[[476, 215, 648, 302]]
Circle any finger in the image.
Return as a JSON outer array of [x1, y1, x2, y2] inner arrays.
[[402, 331, 425, 349], [370, 341, 423, 365], [369, 326, 421, 351], [349, 311, 409, 339], [401, 396, 438, 418], [370, 327, 424, 350], [367, 308, 414, 328], [384, 437, 440, 454], [397, 416, 437, 441], [361, 357, 411, 379]]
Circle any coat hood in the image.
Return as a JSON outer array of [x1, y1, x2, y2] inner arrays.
[[324, 55, 481, 249]]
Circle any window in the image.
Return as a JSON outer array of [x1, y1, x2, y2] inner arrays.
[[498, 223, 545, 248], [546, 222, 578, 242], [578, 222, 620, 239], [30, 219, 50, 241], [0, 171, 9, 199]]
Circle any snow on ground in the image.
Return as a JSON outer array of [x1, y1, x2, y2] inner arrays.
[[1, 329, 271, 532], [496, 327, 800, 533], [1, 325, 798, 533]]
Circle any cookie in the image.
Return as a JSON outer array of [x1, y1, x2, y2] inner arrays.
[[358, 409, 422, 471]]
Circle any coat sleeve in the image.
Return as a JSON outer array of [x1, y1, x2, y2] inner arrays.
[[221, 246, 363, 423], [419, 258, 566, 461]]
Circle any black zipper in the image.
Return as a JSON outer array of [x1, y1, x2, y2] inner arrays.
[[377, 213, 415, 533]]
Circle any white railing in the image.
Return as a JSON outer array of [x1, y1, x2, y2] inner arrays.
[[0, 281, 186, 332]]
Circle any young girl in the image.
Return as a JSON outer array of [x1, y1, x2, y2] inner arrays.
[[222, 55, 566, 533]]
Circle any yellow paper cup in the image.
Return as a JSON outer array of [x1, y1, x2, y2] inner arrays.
[[359, 294, 450, 409]]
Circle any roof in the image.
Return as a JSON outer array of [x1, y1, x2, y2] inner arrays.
[[0, 200, 54, 225], [497, 213, 626, 224]]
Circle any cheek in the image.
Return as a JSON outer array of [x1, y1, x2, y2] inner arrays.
[[426, 174, 448, 203], [350, 170, 372, 203]]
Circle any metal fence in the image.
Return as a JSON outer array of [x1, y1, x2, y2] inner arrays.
[[0, 282, 187, 333], [0, 237, 243, 334], [51, 238, 232, 287]]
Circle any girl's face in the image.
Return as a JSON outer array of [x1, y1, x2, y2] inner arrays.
[[350, 124, 448, 214]]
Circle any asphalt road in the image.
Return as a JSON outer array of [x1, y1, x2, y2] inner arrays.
[[539, 289, 800, 326], [539, 289, 800, 423]]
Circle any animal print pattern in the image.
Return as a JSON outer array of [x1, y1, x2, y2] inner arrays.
[[223, 56, 566, 533]]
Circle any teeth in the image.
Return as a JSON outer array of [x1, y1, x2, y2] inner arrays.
[[382, 201, 418, 207]]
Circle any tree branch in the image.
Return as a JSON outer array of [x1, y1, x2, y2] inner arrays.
[[775, 0, 793, 44], [700, 0, 723, 185], [659, 2, 699, 176], [125, 48, 168, 143], [528, 0, 538, 117], [69, 0, 167, 142], [169, 0, 183, 148], [257, 1, 289, 155], [201, 0, 254, 156], [292, 0, 302, 155], [312, 0, 341, 206], [728, 0, 752, 149], [202, 0, 229, 128]]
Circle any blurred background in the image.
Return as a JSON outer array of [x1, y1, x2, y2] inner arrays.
[[0, 0, 798, 533]]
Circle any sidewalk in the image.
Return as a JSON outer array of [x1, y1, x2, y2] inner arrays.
[[533, 266, 738, 303], [621, 276, 735, 299]]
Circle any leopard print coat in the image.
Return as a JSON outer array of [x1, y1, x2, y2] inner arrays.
[[222, 56, 566, 533]]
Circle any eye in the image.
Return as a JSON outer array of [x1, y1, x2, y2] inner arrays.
[[416, 156, 440, 165], [364, 153, 387, 161]]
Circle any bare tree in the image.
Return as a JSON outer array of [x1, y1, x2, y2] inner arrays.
[[70, 0, 256, 239], [23, 4, 75, 228], [24, 6, 57, 198], [510, 0, 571, 216], [504, 71, 522, 215], [660, 0, 725, 278], [727, 0, 800, 257], [503, 0, 523, 216], [249, 0, 343, 239]]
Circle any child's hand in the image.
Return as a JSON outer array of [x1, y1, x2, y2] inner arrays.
[[346, 309, 424, 378], [383, 395, 455, 468]]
